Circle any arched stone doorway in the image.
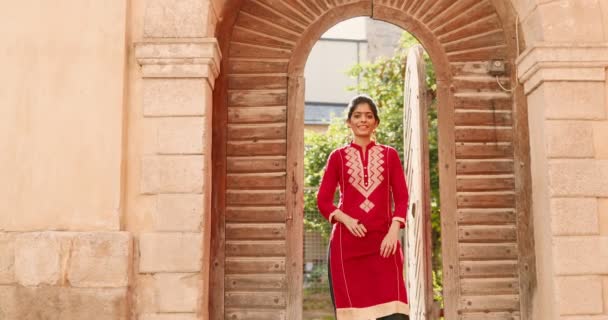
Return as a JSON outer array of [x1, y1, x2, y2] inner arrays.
[[211, 1, 532, 319]]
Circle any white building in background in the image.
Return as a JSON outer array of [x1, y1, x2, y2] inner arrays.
[[304, 18, 403, 131]]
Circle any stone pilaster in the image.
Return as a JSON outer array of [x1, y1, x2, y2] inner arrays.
[[517, 43, 608, 95], [518, 42, 608, 319], [133, 38, 220, 320], [135, 39, 221, 87]]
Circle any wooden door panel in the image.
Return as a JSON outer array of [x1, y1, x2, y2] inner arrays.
[[403, 45, 435, 320]]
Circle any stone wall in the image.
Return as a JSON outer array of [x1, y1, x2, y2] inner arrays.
[[0, 232, 131, 319], [0, 0, 131, 318], [516, 1, 608, 318]]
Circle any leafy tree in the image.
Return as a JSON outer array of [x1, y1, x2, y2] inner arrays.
[[304, 117, 350, 237]]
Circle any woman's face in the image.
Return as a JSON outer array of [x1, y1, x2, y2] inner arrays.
[[347, 103, 378, 138]]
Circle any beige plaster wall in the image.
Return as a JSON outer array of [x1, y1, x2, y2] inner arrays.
[[0, 1, 133, 319], [0, 0, 128, 231]]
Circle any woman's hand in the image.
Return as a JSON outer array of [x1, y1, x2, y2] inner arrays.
[[334, 210, 367, 237], [380, 221, 401, 257]]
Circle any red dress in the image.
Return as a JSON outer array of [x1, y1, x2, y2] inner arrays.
[[317, 141, 409, 319]]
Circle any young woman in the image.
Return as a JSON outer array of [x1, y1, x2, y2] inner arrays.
[[317, 95, 410, 320]]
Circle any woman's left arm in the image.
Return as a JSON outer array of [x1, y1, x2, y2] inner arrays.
[[380, 148, 409, 257], [389, 147, 409, 229]]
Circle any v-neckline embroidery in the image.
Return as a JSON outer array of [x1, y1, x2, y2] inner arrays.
[[343, 143, 385, 212], [350, 140, 375, 165]]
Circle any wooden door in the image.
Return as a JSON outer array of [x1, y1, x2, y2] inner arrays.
[[222, 71, 303, 319], [403, 45, 435, 320]]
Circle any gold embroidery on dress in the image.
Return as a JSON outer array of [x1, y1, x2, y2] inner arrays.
[[344, 146, 385, 212]]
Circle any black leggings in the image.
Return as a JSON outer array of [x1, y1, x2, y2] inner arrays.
[[377, 314, 410, 320], [328, 252, 410, 320]]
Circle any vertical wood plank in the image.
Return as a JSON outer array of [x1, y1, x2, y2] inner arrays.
[[490, 1, 535, 318], [403, 44, 435, 320], [419, 50, 436, 320], [210, 45, 228, 320], [437, 82, 461, 320], [511, 62, 536, 320], [210, 4, 243, 318], [285, 75, 304, 320]]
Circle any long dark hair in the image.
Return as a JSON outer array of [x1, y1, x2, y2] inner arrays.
[[346, 94, 380, 124]]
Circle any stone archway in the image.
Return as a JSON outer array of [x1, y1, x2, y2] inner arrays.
[[211, 1, 532, 319]]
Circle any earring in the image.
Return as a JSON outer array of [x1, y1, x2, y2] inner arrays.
[[371, 130, 377, 141]]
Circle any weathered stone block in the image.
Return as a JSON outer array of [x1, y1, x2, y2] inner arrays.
[[537, 82, 606, 120], [139, 233, 202, 272], [144, 0, 208, 38], [592, 121, 608, 159], [143, 118, 159, 156], [158, 117, 205, 155], [14, 233, 68, 286], [160, 156, 204, 193], [141, 156, 204, 194], [0, 286, 127, 320], [553, 236, 608, 275], [0, 234, 15, 284], [143, 79, 207, 117], [558, 314, 608, 320], [538, 0, 605, 42], [68, 232, 131, 288], [520, 4, 544, 46], [135, 274, 156, 313], [604, 276, 608, 316], [556, 276, 603, 315], [140, 314, 198, 320], [551, 198, 599, 235], [0, 285, 17, 319], [548, 160, 608, 197], [546, 121, 595, 158], [207, 0, 219, 37], [131, 194, 158, 232], [141, 156, 161, 194], [154, 273, 201, 312], [155, 194, 203, 231], [600, 198, 608, 235]]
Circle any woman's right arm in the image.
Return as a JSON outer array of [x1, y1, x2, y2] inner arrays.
[[317, 151, 367, 237], [316, 151, 341, 223]]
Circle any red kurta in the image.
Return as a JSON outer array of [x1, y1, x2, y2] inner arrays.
[[317, 141, 409, 319]]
